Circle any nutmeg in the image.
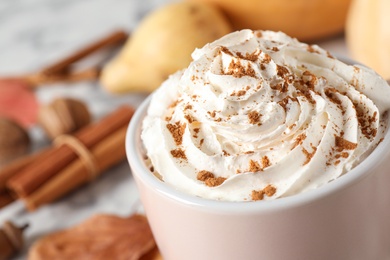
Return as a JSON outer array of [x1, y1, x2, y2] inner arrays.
[[38, 98, 91, 140], [0, 118, 30, 167]]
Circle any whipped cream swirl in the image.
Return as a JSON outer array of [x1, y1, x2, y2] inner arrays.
[[142, 30, 390, 201]]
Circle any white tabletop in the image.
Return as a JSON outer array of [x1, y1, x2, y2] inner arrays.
[[0, 0, 351, 258]]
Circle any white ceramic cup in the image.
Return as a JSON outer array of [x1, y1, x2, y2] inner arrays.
[[126, 86, 390, 260]]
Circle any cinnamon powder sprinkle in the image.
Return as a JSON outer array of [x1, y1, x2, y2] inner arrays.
[[236, 51, 260, 62], [197, 170, 213, 181], [167, 122, 186, 145], [185, 114, 195, 124], [262, 156, 271, 168], [208, 111, 216, 118], [307, 45, 320, 54], [251, 190, 264, 201], [302, 70, 317, 89], [278, 97, 290, 111], [263, 184, 277, 197], [168, 100, 179, 108], [231, 90, 247, 97], [248, 111, 262, 124], [276, 65, 289, 78], [251, 184, 277, 201], [292, 133, 306, 150], [302, 147, 317, 165], [170, 148, 187, 160], [335, 136, 357, 150], [220, 46, 233, 56], [262, 53, 271, 64], [226, 60, 256, 78], [249, 160, 262, 172], [197, 170, 226, 187]]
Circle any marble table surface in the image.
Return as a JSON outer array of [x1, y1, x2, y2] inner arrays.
[[0, 0, 350, 259]]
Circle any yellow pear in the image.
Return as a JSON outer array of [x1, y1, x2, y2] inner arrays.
[[346, 0, 390, 79], [196, 0, 351, 42], [100, 2, 232, 94]]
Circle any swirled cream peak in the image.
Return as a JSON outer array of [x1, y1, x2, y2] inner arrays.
[[141, 30, 390, 201]]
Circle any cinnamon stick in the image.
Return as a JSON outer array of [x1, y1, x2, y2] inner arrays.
[[40, 30, 128, 76], [0, 148, 52, 192], [0, 30, 128, 88], [25, 67, 100, 88], [0, 191, 14, 208], [25, 125, 128, 211], [7, 106, 135, 197]]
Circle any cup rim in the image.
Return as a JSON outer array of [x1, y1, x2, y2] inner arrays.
[[126, 56, 390, 214]]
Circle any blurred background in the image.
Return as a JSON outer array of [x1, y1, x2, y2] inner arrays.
[[0, 0, 387, 259]]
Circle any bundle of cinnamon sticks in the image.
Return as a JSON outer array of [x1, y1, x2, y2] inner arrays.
[[0, 105, 134, 210]]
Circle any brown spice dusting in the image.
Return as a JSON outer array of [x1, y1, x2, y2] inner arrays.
[[272, 47, 279, 52], [292, 133, 306, 150], [169, 100, 179, 108], [278, 97, 290, 111], [276, 65, 289, 78], [231, 90, 247, 97], [248, 111, 262, 125], [184, 114, 195, 124], [197, 170, 226, 187], [208, 111, 216, 118], [251, 190, 264, 201], [302, 71, 317, 90], [326, 51, 334, 59], [262, 53, 271, 64], [236, 51, 260, 62], [307, 45, 320, 54], [260, 64, 266, 70], [220, 46, 233, 56], [271, 82, 288, 93], [167, 122, 186, 145], [325, 88, 342, 104], [352, 101, 378, 140], [335, 136, 357, 150], [206, 177, 226, 187], [249, 160, 262, 172], [199, 138, 204, 146], [226, 60, 256, 78], [170, 148, 187, 160], [263, 184, 277, 196], [302, 146, 316, 165], [335, 151, 349, 159], [251, 184, 277, 201], [256, 31, 263, 38], [295, 82, 316, 105], [262, 156, 271, 168], [223, 150, 230, 156], [197, 170, 214, 181]]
